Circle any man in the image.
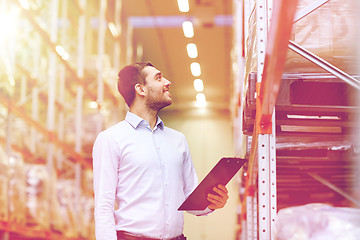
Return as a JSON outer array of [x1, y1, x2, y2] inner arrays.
[[93, 62, 229, 240]]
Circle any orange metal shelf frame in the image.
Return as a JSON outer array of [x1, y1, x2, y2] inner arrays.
[[0, 221, 85, 240], [0, 95, 91, 169], [241, 0, 299, 226], [16, 63, 65, 111], [14, 0, 118, 106]]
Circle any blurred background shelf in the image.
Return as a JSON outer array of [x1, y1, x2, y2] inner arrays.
[[1, 0, 359, 239]]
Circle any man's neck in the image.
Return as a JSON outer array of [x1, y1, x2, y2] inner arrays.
[[129, 106, 158, 129]]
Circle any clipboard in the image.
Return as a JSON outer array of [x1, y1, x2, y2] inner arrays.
[[178, 157, 247, 211]]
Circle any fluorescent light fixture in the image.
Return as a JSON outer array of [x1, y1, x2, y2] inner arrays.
[[0, 10, 18, 43], [128, 16, 232, 28], [187, 43, 198, 58], [190, 62, 201, 77], [177, 0, 189, 12], [196, 93, 207, 107], [182, 21, 194, 38], [287, 115, 340, 120], [193, 79, 204, 92]]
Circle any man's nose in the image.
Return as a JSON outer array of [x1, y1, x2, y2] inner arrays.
[[164, 78, 171, 85]]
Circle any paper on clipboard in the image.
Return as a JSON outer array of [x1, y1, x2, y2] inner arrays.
[[178, 157, 247, 211]]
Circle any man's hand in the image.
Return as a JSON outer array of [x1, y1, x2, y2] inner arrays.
[[207, 184, 229, 210]]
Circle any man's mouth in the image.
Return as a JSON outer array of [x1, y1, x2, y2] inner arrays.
[[164, 89, 171, 97]]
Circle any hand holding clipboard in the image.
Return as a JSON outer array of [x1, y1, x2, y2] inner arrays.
[[178, 157, 247, 211]]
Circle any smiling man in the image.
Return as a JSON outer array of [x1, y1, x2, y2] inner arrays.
[[92, 62, 229, 240]]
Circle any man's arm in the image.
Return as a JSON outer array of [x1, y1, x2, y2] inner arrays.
[[93, 132, 118, 240]]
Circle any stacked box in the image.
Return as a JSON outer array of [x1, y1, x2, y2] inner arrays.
[[0, 146, 8, 221], [25, 164, 50, 230], [8, 152, 26, 224], [56, 179, 79, 238]]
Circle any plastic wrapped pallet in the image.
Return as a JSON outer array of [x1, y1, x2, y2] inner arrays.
[[245, 0, 358, 76], [78, 195, 95, 239], [82, 168, 94, 196], [50, 172, 65, 234], [285, 0, 358, 73], [10, 118, 28, 150], [56, 179, 79, 238], [25, 164, 50, 230], [0, 146, 8, 221], [273, 203, 360, 240], [65, 111, 104, 147], [78, 168, 95, 239], [8, 152, 26, 224]]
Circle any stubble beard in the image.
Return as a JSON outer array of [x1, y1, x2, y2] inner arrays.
[[146, 86, 172, 111], [147, 98, 172, 111], [146, 91, 172, 111]]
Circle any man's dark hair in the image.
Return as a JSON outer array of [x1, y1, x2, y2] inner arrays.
[[117, 62, 154, 107]]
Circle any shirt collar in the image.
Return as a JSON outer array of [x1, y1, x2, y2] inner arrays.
[[125, 111, 164, 130]]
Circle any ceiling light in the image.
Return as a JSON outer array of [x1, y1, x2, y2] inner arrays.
[[196, 93, 207, 107], [193, 79, 204, 92], [182, 21, 194, 38], [56, 45, 66, 56], [190, 62, 201, 77], [88, 101, 99, 109], [18, 0, 30, 9], [187, 43, 198, 58], [0, 10, 18, 44], [55, 45, 69, 60], [287, 115, 340, 120], [62, 52, 69, 60], [177, 0, 189, 13]]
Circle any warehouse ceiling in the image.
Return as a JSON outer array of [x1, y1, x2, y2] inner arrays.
[[119, 0, 233, 114]]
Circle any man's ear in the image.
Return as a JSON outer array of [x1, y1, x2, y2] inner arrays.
[[134, 83, 146, 96]]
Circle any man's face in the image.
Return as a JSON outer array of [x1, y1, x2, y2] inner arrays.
[[142, 66, 172, 110]]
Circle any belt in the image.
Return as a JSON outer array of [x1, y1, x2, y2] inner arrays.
[[117, 231, 186, 240]]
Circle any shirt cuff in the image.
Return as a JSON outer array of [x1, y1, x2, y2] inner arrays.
[[194, 207, 214, 216]]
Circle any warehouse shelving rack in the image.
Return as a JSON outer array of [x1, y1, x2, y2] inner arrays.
[[232, 0, 360, 239], [0, 0, 131, 239]]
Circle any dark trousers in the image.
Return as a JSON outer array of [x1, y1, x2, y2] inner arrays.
[[117, 231, 187, 240]]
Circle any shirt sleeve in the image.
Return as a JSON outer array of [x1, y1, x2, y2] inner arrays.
[[92, 132, 119, 240], [181, 136, 213, 217]]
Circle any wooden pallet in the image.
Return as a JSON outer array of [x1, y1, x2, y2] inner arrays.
[[243, 72, 360, 135]]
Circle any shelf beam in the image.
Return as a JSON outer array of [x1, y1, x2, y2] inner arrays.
[[293, 0, 329, 23], [308, 173, 360, 207], [288, 40, 360, 90]]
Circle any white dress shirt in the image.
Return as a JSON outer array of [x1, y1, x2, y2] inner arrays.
[[93, 112, 211, 240]]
